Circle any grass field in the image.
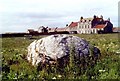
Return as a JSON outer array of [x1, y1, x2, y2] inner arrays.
[[1, 34, 120, 80]]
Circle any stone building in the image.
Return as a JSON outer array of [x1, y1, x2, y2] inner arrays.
[[77, 17, 93, 34], [38, 26, 48, 33], [67, 15, 113, 34], [67, 22, 78, 34]]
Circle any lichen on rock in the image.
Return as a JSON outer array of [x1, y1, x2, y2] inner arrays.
[[27, 34, 100, 66]]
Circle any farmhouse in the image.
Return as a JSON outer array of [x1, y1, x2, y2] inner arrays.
[[67, 15, 113, 34], [27, 15, 114, 35]]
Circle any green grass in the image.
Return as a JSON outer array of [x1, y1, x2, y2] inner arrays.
[[1, 34, 120, 80]]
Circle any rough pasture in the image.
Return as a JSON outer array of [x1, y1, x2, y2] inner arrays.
[[1, 34, 120, 80]]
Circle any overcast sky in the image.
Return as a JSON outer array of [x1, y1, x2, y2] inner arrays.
[[0, 0, 119, 33]]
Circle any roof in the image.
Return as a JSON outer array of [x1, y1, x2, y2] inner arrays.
[[56, 28, 66, 31], [95, 24, 106, 28], [82, 18, 93, 20], [69, 22, 78, 27], [96, 18, 103, 21], [48, 27, 66, 32], [113, 27, 120, 32]]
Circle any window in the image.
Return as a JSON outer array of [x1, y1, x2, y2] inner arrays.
[[83, 25, 84, 29], [81, 25, 83, 29], [88, 25, 89, 28], [85, 25, 86, 28], [79, 26, 80, 28]]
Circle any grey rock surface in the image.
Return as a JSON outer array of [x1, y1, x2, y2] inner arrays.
[[27, 34, 100, 66]]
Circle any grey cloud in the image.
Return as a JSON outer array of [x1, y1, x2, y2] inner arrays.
[[17, 12, 67, 19]]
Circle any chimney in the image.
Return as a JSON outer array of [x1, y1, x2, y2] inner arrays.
[[93, 15, 96, 19], [108, 18, 110, 21], [100, 15, 103, 19], [80, 16, 83, 22]]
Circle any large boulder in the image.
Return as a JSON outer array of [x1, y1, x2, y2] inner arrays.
[[27, 34, 100, 66]]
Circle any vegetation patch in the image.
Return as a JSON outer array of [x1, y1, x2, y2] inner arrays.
[[1, 34, 120, 80]]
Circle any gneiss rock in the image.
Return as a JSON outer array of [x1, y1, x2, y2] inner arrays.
[[27, 34, 100, 66]]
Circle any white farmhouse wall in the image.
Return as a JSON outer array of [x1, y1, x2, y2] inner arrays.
[[77, 21, 97, 34]]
